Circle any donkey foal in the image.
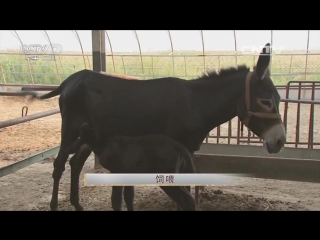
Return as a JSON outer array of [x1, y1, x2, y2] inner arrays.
[[68, 123, 197, 211]]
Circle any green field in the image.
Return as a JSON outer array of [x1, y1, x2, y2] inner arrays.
[[0, 50, 319, 85]]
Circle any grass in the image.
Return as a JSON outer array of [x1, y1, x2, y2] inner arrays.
[[0, 50, 320, 85]]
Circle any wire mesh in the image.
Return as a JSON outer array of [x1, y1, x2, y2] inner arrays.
[[0, 30, 319, 85]]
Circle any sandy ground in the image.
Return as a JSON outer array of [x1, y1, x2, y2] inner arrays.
[[1, 96, 320, 211], [1, 155, 320, 211]]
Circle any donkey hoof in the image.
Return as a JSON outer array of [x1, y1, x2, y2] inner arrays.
[[75, 205, 84, 211], [50, 203, 58, 211]]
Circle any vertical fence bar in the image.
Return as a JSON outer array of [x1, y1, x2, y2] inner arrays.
[[200, 30, 206, 73], [100, 30, 106, 72], [121, 56, 126, 75], [105, 31, 115, 73], [237, 118, 241, 145], [0, 61, 6, 84], [283, 82, 290, 132], [43, 30, 62, 83], [270, 30, 273, 76], [295, 83, 301, 148], [92, 30, 103, 169], [168, 30, 176, 76], [304, 30, 310, 80], [308, 82, 315, 148], [133, 31, 144, 76], [74, 30, 87, 69], [228, 121, 232, 144], [26, 59, 34, 84], [151, 56, 154, 76]]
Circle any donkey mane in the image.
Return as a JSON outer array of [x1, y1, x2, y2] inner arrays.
[[199, 64, 250, 80]]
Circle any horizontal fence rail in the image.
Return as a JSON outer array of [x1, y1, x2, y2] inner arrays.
[[0, 109, 59, 129]]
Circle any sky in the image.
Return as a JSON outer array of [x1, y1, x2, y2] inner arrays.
[[0, 30, 319, 53]]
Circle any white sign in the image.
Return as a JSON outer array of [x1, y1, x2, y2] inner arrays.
[[84, 173, 249, 186]]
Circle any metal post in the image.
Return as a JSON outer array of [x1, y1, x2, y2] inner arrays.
[[92, 30, 102, 72], [92, 30, 103, 169], [269, 30, 273, 76], [100, 30, 106, 72]]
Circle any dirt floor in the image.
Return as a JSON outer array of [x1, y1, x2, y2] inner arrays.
[[1, 96, 320, 211], [1, 155, 320, 211]]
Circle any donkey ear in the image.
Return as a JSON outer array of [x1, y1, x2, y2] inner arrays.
[[255, 43, 271, 80]]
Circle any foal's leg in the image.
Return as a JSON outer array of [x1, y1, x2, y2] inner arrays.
[[176, 150, 193, 211], [123, 186, 135, 211], [195, 186, 200, 205], [176, 186, 191, 211], [190, 152, 202, 206], [111, 186, 124, 211], [50, 147, 70, 211], [160, 186, 196, 211], [69, 144, 92, 211]]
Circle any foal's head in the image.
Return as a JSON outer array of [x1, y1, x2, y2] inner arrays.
[[236, 43, 286, 154], [67, 123, 103, 155]]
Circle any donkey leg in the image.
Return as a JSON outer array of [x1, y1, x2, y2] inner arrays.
[[190, 152, 202, 205], [123, 186, 135, 211], [50, 119, 79, 211], [50, 148, 70, 211], [111, 186, 124, 211], [160, 186, 196, 211], [69, 144, 92, 211]]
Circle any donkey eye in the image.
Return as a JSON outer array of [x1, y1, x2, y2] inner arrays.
[[260, 100, 272, 108]]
